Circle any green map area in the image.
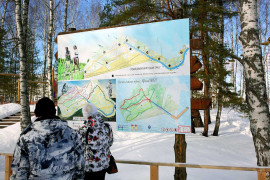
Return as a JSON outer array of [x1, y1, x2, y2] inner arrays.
[[119, 84, 178, 121], [58, 80, 116, 120]]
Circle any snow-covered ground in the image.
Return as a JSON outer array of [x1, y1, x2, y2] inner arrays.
[[0, 104, 257, 180], [0, 103, 20, 120]]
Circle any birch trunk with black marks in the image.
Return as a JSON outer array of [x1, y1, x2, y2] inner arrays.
[[261, 1, 269, 99], [64, 0, 68, 32], [29, 5, 37, 103], [42, 28, 47, 97], [239, 0, 270, 178], [15, 0, 31, 131], [41, 1, 48, 97], [47, 0, 54, 101], [230, 1, 236, 92]]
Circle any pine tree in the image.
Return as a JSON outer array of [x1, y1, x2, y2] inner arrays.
[[26, 28, 42, 103], [0, 28, 10, 100], [189, 0, 245, 136]]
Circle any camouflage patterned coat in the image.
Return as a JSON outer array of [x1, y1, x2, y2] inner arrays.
[[10, 117, 85, 180], [78, 112, 113, 172]]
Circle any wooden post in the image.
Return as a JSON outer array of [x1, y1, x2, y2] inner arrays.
[[0, 96, 3, 104], [174, 134, 187, 180], [17, 80, 20, 103], [150, 165, 159, 180], [257, 171, 266, 180], [5, 155, 12, 180]]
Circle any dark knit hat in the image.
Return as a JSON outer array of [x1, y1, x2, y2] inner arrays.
[[34, 97, 56, 117]]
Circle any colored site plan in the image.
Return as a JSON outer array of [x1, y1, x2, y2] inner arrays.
[[57, 79, 116, 120], [119, 84, 178, 121], [116, 76, 191, 134]]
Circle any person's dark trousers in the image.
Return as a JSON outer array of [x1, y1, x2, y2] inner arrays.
[[84, 169, 107, 180]]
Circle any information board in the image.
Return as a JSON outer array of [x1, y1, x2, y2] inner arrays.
[[57, 19, 191, 134]]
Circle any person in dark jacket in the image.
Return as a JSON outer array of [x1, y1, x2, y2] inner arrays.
[[78, 103, 113, 180], [10, 97, 85, 180]]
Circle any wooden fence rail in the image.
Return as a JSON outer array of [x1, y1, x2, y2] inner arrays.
[[116, 160, 270, 180], [1, 153, 270, 180]]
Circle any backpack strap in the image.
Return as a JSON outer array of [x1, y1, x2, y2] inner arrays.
[[104, 122, 109, 129]]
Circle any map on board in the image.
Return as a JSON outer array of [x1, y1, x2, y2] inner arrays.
[[84, 36, 189, 79], [57, 79, 116, 121], [119, 84, 178, 122], [57, 19, 190, 81], [116, 76, 191, 134]]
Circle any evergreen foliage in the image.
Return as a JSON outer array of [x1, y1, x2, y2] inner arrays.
[[190, 0, 246, 112], [0, 28, 14, 101], [0, 26, 41, 102], [0, 29, 9, 73], [100, 0, 163, 27], [25, 28, 42, 101]]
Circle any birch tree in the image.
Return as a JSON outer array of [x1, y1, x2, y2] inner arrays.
[[15, 0, 31, 131], [1, 0, 8, 28], [63, 0, 68, 31], [239, 0, 270, 176], [230, 1, 236, 92], [40, 0, 48, 97], [86, 1, 102, 28], [47, 0, 54, 101], [68, 0, 80, 28]]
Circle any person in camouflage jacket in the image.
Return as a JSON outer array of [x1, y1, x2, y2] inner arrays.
[[78, 103, 113, 180], [10, 97, 85, 180]]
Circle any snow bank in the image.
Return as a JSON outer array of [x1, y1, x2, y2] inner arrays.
[[0, 104, 36, 153], [208, 108, 252, 137], [0, 104, 36, 120], [0, 103, 20, 120]]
